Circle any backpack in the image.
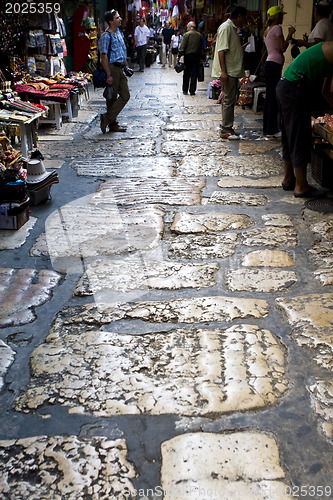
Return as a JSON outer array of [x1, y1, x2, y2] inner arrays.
[[93, 32, 112, 89]]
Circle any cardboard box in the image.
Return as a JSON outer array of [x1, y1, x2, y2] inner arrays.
[[0, 206, 29, 230]]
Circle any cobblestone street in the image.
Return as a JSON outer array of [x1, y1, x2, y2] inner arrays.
[[0, 61, 333, 499]]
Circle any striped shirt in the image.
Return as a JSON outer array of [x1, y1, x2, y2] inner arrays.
[[98, 29, 127, 64]]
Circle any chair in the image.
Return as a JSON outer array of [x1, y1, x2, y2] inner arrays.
[[253, 86, 266, 113]]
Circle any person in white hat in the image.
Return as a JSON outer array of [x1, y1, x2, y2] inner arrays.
[[262, 6, 296, 137]]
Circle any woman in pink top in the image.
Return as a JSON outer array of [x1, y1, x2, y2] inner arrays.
[[263, 6, 296, 136]]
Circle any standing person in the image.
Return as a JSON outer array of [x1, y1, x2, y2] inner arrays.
[[170, 29, 182, 67], [177, 22, 205, 95], [134, 17, 150, 72], [262, 6, 296, 137], [211, 6, 248, 140], [98, 10, 131, 133], [296, 1, 333, 48], [162, 21, 174, 67], [276, 41, 333, 197]]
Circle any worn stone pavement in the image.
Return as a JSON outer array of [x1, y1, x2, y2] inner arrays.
[[0, 60, 333, 500]]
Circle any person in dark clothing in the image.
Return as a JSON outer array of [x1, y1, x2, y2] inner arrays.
[[276, 41, 333, 197], [177, 21, 205, 95], [162, 21, 174, 66]]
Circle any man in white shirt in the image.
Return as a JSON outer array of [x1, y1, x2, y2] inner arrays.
[[134, 18, 150, 72], [211, 6, 247, 140]]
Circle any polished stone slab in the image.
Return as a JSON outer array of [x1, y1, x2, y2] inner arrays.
[[91, 177, 205, 207], [207, 191, 268, 206], [226, 269, 298, 293], [161, 432, 291, 499], [0, 436, 136, 498], [168, 233, 238, 259], [0, 269, 61, 327], [277, 293, 333, 372], [241, 250, 295, 267], [75, 259, 218, 295], [170, 212, 253, 233], [42, 203, 164, 273], [17, 324, 286, 416]]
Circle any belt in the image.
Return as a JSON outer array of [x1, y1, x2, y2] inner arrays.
[[281, 77, 300, 86], [111, 62, 125, 68]]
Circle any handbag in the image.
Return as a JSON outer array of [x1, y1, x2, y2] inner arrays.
[[93, 32, 112, 89], [175, 61, 184, 73], [198, 63, 204, 82], [93, 64, 107, 88]]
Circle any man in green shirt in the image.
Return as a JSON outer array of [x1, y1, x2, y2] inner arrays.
[[177, 22, 205, 96], [212, 6, 248, 140], [276, 41, 333, 197]]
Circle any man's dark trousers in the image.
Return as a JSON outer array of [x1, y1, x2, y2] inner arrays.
[[183, 53, 200, 95]]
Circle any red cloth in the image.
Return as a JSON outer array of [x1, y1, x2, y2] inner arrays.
[[15, 84, 70, 102]]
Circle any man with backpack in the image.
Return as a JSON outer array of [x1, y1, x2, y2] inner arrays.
[[98, 10, 131, 133]]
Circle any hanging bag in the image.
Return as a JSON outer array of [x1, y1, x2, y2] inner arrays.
[[93, 32, 112, 89]]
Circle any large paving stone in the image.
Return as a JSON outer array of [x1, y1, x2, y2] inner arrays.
[[74, 259, 219, 295], [162, 141, 231, 157], [226, 269, 298, 293], [308, 243, 333, 286], [164, 130, 219, 142], [16, 324, 287, 416], [170, 212, 253, 233], [91, 178, 205, 207], [164, 119, 220, 131], [0, 269, 61, 327], [207, 191, 268, 206], [217, 176, 282, 188], [242, 227, 298, 247], [42, 139, 156, 158], [0, 218, 36, 250], [178, 154, 283, 177], [161, 432, 291, 499], [0, 340, 15, 391], [239, 141, 281, 154], [72, 157, 175, 178], [308, 379, 333, 441], [0, 436, 136, 499], [277, 293, 333, 372], [43, 203, 164, 273], [241, 250, 295, 267], [168, 233, 238, 259], [309, 219, 333, 241]]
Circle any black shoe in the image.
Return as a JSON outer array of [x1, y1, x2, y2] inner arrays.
[[100, 114, 107, 134], [190, 92, 195, 96]]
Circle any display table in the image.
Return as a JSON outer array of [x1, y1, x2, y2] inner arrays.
[[0, 110, 45, 158], [313, 123, 333, 188], [15, 84, 73, 130]]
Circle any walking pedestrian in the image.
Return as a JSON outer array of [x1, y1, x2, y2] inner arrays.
[[262, 6, 295, 137], [177, 22, 205, 96], [211, 6, 248, 140], [162, 21, 174, 67], [134, 17, 150, 72], [276, 41, 333, 197], [98, 10, 131, 133], [170, 29, 182, 68]]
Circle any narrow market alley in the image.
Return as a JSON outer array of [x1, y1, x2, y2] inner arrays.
[[1, 61, 333, 499]]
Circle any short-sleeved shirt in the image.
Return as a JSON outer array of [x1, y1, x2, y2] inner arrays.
[[211, 18, 244, 78], [308, 17, 333, 43], [134, 24, 150, 46], [284, 41, 333, 86], [98, 28, 127, 64], [264, 24, 284, 65], [162, 27, 174, 45]]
